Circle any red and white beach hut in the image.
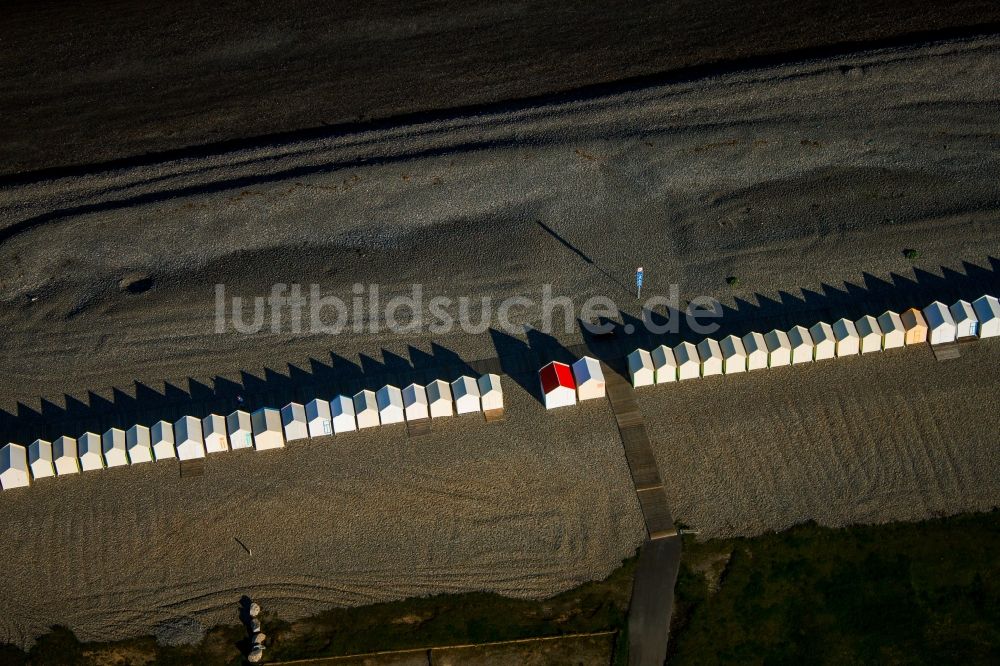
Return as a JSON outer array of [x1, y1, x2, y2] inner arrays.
[[539, 361, 576, 410]]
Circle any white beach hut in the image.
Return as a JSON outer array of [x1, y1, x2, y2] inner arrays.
[[305, 398, 333, 437], [478, 374, 504, 411], [202, 414, 229, 453], [151, 420, 176, 460], [832, 318, 860, 356], [226, 410, 254, 449], [376, 385, 406, 424], [809, 321, 836, 360], [330, 395, 358, 433], [53, 436, 80, 475], [742, 332, 769, 370], [0, 444, 30, 489], [126, 425, 153, 463], [973, 295, 1000, 338], [251, 407, 285, 450], [402, 384, 429, 421], [787, 325, 814, 364], [923, 301, 957, 345], [877, 311, 906, 350], [572, 356, 606, 400], [674, 341, 700, 380], [280, 402, 309, 442], [174, 416, 206, 460], [539, 361, 576, 410], [28, 439, 55, 479], [426, 380, 454, 418], [764, 329, 792, 367], [627, 349, 655, 387], [451, 376, 481, 414], [650, 345, 677, 384], [720, 335, 747, 374], [353, 390, 380, 429], [102, 428, 129, 468], [950, 300, 978, 339], [78, 432, 104, 471], [855, 315, 882, 354], [901, 308, 928, 345], [697, 338, 724, 377]]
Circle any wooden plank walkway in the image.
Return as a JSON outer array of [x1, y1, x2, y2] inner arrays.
[[602, 365, 682, 666], [483, 408, 505, 423], [933, 338, 979, 361], [406, 419, 433, 438], [603, 367, 676, 539], [178, 458, 205, 478]]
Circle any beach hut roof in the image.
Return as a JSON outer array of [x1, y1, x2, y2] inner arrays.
[[741, 331, 767, 354], [720, 334, 746, 358], [402, 383, 430, 420], [764, 329, 791, 350], [571, 356, 604, 385], [877, 310, 903, 330], [376, 385, 404, 412], [674, 341, 698, 364], [924, 301, 955, 328], [788, 325, 813, 347], [427, 379, 453, 403], [539, 361, 575, 394]]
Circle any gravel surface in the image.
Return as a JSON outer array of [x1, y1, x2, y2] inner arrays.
[[0, 384, 645, 648], [1, 35, 999, 422], [640, 341, 1000, 539], [3, 0, 998, 174], [0, 34, 998, 649]]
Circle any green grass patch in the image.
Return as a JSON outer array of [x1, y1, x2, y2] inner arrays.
[[668, 511, 1000, 665]]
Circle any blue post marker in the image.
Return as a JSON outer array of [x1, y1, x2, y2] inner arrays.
[[636, 266, 644, 300]]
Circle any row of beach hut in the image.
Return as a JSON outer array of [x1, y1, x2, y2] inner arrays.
[[0, 375, 503, 490], [627, 296, 999, 387]]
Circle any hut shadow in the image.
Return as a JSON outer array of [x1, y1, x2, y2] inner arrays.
[[0, 340, 491, 443], [489, 325, 577, 404], [2, 257, 997, 441]]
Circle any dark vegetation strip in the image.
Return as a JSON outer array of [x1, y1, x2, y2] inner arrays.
[[668, 511, 1000, 664], [4, 511, 997, 664]]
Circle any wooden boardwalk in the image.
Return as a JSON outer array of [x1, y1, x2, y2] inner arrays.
[[602, 365, 681, 666], [604, 368, 676, 539], [933, 338, 979, 361], [406, 418, 433, 438], [178, 458, 205, 478]]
